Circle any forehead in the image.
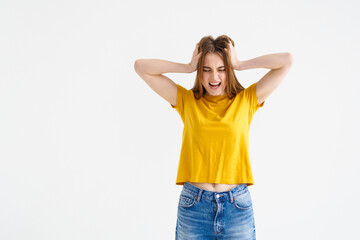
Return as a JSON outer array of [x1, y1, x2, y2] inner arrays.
[[203, 52, 225, 68]]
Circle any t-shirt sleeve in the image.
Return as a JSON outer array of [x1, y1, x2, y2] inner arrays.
[[170, 83, 188, 121], [244, 82, 265, 121]]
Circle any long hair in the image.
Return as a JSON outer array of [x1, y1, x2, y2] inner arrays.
[[191, 35, 245, 100]]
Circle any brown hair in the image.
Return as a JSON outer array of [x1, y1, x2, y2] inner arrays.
[[191, 35, 245, 100]]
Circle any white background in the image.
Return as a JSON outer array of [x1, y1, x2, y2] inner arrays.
[[1, 0, 359, 239]]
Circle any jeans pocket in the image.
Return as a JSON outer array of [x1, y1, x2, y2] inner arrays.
[[178, 191, 197, 208], [233, 189, 253, 210]]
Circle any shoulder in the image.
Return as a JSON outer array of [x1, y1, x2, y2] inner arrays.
[[177, 84, 194, 98]]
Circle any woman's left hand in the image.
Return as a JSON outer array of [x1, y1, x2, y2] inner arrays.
[[225, 41, 241, 70]]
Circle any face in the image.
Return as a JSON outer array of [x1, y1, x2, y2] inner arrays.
[[201, 52, 227, 96]]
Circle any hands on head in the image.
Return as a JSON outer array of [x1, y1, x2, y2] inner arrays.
[[224, 40, 240, 70], [188, 38, 240, 72], [188, 42, 202, 72]]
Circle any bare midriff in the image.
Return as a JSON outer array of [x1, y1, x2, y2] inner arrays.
[[188, 182, 243, 192]]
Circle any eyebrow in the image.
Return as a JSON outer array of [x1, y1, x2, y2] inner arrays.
[[202, 66, 226, 69]]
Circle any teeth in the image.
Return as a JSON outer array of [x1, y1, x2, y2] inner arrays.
[[209, 82, 221, 86]]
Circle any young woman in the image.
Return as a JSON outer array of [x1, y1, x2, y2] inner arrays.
[[134, 35, 293, 239]]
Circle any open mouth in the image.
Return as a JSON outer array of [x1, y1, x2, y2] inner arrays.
[[209, 82, 221, 89]]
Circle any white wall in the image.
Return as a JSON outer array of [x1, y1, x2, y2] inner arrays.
[[0, 0, 359, 239]]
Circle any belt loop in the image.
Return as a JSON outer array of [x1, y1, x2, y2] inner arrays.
[[196, 189, 203, 202], [228, 190, 234, 203]]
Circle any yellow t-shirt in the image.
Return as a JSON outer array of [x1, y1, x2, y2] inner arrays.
[[170, 82, 264, 186]]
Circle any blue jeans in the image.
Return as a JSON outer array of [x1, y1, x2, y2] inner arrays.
[[175, 182, 256, 240]]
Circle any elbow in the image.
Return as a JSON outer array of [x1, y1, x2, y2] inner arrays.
[[134, 59, 144, 74], [285, 52, 294, 66]]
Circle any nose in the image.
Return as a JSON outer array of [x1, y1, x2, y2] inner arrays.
[[211, 72, 221, 81]]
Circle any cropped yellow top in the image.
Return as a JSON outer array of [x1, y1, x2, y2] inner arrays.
[[170, 82, 264, 186]]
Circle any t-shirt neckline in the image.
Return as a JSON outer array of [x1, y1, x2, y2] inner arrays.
[[203, 93, 228, 101]]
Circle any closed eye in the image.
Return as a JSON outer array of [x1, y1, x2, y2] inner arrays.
[[203, 69, 226, 72]]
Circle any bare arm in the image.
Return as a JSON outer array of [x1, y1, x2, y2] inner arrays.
[[240, 53, 294, 105], [134, 43, 201, 107], [233, 52, 293, 71], [134, 59, 193, 75], [133, 60, 193, 107], [226, 44, 294, 105]]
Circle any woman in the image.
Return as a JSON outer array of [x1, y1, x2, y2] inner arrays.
[[134, 35, 293, 239]]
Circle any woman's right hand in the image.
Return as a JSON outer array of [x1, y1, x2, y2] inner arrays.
[[188, 42, 201, 73]]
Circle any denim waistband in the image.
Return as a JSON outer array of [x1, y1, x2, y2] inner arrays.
[[182, 182, 249, 203]]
